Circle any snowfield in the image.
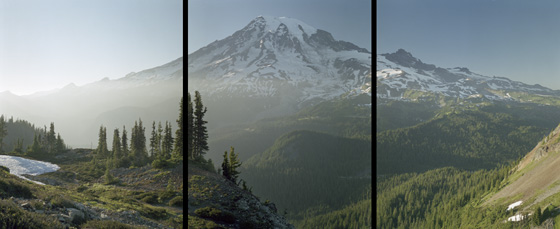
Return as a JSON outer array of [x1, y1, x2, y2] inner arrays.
[[0, 155, 59, 185], [507, 201, 522, 211], [507, 213, 531, 222]]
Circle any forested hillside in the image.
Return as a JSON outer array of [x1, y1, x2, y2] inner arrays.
[[377, 101, 560, 175], [0, 116, 67, 155], [241, 130, 371, 223]]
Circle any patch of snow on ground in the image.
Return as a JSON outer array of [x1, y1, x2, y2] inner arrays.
[[0, 155, 60, 185], [507, 201, 523, 211], [507, 213, 531, 222]]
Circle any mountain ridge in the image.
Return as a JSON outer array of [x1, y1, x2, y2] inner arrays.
[[377, 49, 560, 101]]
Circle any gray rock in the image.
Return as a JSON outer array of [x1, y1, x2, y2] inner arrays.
[[68, 208, 85, 223], [21, 202, 33, 210]]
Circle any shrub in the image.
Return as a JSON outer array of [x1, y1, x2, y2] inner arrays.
[[48, 195, 74, 208], [141, 194, 158, 204], [0, 165, 9, 173], [168, 196, 183, 207], [140, 204, 167, 220], [81, 220, 140, 228], [76, 184, 88, 193], [195, 206, 236, 224], [0, 200, 64, 228], [0, 179, 33, 199], [152, 159, 169, 169]]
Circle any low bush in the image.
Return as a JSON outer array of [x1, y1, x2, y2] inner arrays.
[[0, 200, 64, 228], [81, 219, 140, 228], [141, 194, 158, 204], [48, 195, 74, 208], [168, 196, 183, 207], [0, 179, 33, 199], [0, 165, 9, 173], [195, 206, 236, 224], [140, 204, 167, 220]]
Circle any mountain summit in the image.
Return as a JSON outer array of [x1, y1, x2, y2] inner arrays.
[[188, 16, 371, 105]]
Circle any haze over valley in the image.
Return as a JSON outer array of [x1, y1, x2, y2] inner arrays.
[[188, 2, 372, 227]]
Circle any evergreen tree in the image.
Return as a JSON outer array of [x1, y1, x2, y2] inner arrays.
[[221, 151, 230, 181], [28, 133, 42, 155], [56, 133, 65, 153], [0, 115, 6, 152], [122, 126, 128, 156], [47, 122, 56, 154], [112, 129, 122, 168], [192, 91, 208, 160], [187, 94, 193, 160], [150, 121, 157, 160], [228, 147, 242, 184], [13, 138, 24, 153], [96, 126, 108, 158], [130, 119, 148, 167], [121, 126, 130, 168], [157, 122, 163, 158], [162, 121, 173, 160], [534, 206, 542, 225], [174, 97, 184, 160]]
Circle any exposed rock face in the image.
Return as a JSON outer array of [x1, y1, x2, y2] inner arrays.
[[188, 163, 294, 228]]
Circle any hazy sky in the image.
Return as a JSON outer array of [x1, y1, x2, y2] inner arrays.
[[377, 0, 560, 90], [188, 0, 372, 55], [0, 0, 183, 96]]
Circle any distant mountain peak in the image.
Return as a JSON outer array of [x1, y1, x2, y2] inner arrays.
[[377, 49, 560, 101]]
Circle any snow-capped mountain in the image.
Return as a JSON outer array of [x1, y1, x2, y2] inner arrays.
[[188, 15, 371, 104], [377, 49, 560, 100]]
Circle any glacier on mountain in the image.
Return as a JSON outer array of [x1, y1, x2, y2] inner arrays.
[[188, 16, 371, 105]]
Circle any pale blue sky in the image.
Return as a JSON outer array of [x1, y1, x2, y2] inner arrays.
[[188, 0, 372, 55], [378, 0, 560, 90], [0, 0, 183, 95]]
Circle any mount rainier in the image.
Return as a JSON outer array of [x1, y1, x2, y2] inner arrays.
[[377, 49, 560, 101], [188, 15, 371, 109]]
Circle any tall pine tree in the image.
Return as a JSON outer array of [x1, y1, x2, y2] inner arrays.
[[192, 91, 208, 161], [174, 97, 183, 160], [130, 119, 148, 167], [162, 121, 173, 160], [0, 115, 6, 153], [112, 129, 122, 168], [96, 126, 108, 158], [150, 121, 158, 160], [228, 147, 242, 184], [121, 125, 130, 167], [187, 94, 193, 160]]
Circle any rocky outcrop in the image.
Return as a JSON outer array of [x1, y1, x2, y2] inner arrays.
[[188, 163, 294, 228]]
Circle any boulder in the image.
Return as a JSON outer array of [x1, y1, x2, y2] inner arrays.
[[67, 208, 85, 224]]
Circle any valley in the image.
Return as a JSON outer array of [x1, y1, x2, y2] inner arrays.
[[377, 49, 560, 228]]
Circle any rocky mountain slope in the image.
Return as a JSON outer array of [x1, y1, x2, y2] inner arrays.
[[188, 161, 294, 228], [377, 49, 560, 101], [484, 123, 560, 212], [188, 15, 371, 111]]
